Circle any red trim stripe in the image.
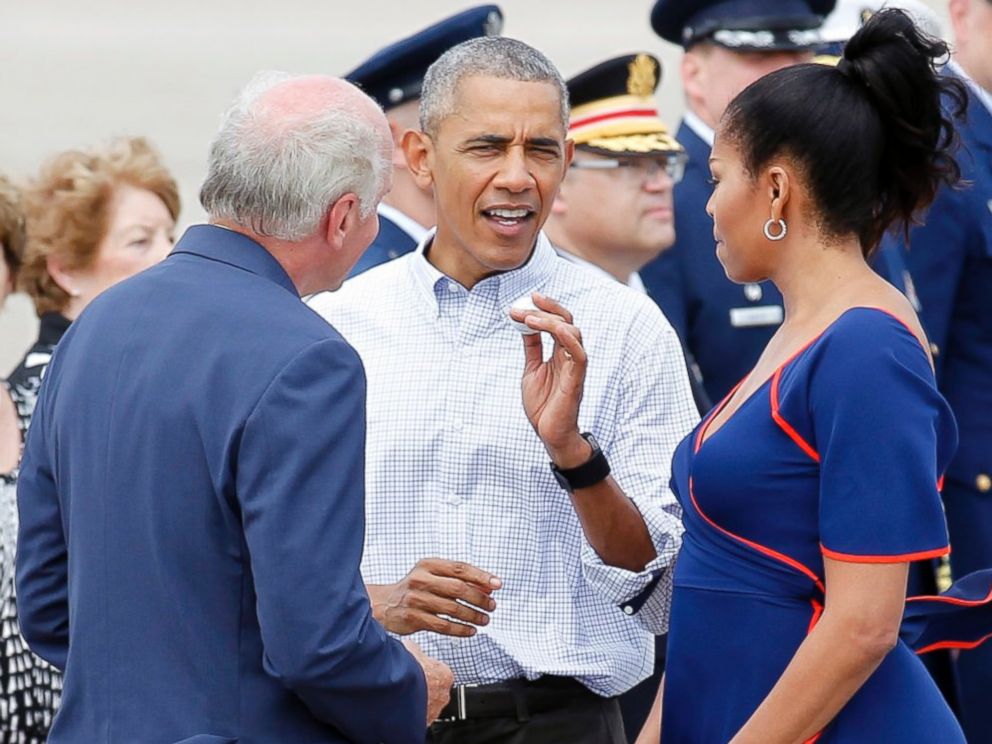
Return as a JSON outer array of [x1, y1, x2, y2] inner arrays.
[[569, 107, 659, 131], [906, 585, 992, 606], [916, 632, 992, 655], [770, 369, 821, 463], [689, 478, 826, 594], [807, 599, 824, 634], [821, 545, 951, 564]]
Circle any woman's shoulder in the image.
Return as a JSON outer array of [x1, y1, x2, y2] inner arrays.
[[816, 304, 930, 367]]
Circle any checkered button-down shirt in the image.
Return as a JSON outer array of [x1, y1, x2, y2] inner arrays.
[[308, 232, 698, 696]]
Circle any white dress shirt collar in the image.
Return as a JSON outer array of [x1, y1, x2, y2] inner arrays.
[[553, 248, 646, 294], [409, 229, 559, 316], [683, 110, 715, 149], [376, 203, 430, 245], [947, 59, 992, 119]]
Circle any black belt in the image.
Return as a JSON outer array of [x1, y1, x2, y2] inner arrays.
[[436, 677, 597, 723]]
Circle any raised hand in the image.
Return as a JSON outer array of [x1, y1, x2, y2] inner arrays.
[[510, 292, 593, 468], [368, 558, 502, 637]]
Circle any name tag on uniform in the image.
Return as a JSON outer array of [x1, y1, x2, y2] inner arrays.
[[729, 305, 784, 328]]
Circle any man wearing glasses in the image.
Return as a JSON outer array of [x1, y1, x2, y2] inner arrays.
[[546, 54, 686, 294]]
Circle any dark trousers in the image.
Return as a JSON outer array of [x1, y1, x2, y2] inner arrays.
[[427, 680, 625, 744], [619, 634, 666, 742]]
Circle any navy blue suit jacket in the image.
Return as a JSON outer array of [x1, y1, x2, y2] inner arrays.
[[15, 225, 426, 744], [349, 213, 418, 277], [641, 121, 913, 406], [891, 77, 992, 494]]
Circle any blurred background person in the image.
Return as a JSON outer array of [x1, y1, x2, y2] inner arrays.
[[345, 4, 502, 276], [545, 53, 685, 291], [1, 137, 178, 742], [881, 0, 992, 739], [817, 0, 944, 55], [639, 0, 910, 407], [0, 176, 25, 477]]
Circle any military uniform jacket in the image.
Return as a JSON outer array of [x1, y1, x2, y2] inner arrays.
[[896, 70, 992, 494], [349, 210, 421, 278]]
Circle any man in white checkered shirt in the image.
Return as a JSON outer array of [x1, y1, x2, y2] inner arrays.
[[309, 36, 699, 744]]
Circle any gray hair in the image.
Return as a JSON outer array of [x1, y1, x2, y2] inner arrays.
[[200, 71, 390, 241], [419, 37, 569, 136]]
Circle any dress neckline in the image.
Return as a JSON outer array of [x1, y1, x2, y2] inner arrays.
[[694, 305, 928, 453]]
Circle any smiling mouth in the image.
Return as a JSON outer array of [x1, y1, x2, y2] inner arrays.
[[481, 207, 536, 227]]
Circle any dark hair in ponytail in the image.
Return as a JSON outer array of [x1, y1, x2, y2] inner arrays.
[[721, 8, 967, 256]]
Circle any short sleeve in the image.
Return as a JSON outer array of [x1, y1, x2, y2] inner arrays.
[[812, 310, 955, 563]]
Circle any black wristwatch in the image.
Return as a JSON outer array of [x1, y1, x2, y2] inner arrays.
[[550, 433, 611, 493]]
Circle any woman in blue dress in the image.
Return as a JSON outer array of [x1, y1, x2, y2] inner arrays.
[[633, 9, 992, 744]]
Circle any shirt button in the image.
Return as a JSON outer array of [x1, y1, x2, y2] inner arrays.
[[930, 342, 940, 357], [447, 281, 460, 293], [451, 419, 464, 432], [622, 605, 634, 616], [976, 474, 991, 493], [446, 492, 461, 505]]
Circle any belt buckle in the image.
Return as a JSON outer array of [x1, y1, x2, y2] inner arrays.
[[444, 682, 480, 722]]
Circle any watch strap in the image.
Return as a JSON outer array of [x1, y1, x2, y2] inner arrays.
[[550, 433, 611, 492]]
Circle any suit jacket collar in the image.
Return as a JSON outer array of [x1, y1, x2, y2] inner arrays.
[[170, 224, 299, 297]]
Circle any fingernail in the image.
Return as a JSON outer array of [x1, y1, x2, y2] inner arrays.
[[490, 577, 503, 588]]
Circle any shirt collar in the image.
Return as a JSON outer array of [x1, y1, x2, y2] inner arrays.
[[947, 59, 992, 119], [377, 203, 431, 244], [169, 224, 299, 297], [683, 110, 715, 149], [409, 228, 558, 316], [553, 247, 646, 292]]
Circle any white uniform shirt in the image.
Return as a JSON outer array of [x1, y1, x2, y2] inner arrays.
[[309, 232, 698, 695]]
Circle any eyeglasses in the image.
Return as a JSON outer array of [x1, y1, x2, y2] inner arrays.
[[569, 153, 687, 185]]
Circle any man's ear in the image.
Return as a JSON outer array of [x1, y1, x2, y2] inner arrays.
[[402, 129, 435, 190], [681, 51, 706, 112], [388, 119, 408, 169], [324, 193, 361, 251]]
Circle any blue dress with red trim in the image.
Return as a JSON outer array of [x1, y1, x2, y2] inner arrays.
[[661, 308, 992, 743]]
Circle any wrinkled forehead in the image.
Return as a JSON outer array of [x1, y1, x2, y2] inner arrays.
[[442, 76, 567, 139]]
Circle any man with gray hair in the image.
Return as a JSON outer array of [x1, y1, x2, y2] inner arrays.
[[310, 38, 697, 743], [16, 71, 451, 742]]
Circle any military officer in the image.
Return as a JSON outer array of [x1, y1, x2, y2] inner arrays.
[[639, 0, 841, 405], [545, 53, 686, 291], [883, 1, 992, 739], [345, 5, 502, 276], [545, 53, 709, 415]]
